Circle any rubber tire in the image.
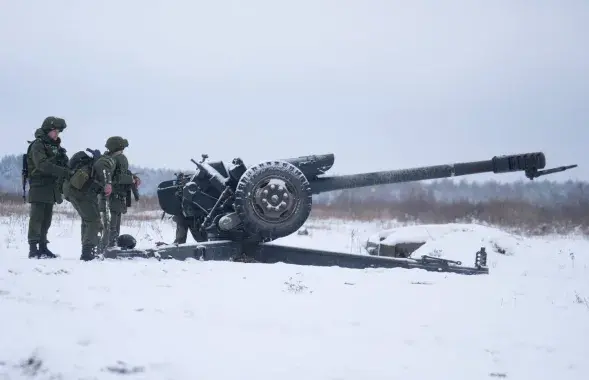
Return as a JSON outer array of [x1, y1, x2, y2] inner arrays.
[[234, 160, 312, 242]]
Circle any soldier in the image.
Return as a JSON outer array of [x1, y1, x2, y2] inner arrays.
[[173, 214, 207, 244], [25, 116, 71, 259], [98, 136, 141, 248], [62, 150, 115, 261], [166, 172, 206, 244]]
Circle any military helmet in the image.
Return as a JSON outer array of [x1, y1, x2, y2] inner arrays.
[[105, 136, 129, 152], [116, 234, 137, 250], [41, 116, 67, 132]]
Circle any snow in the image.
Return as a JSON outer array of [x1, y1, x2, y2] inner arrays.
[[0, 210, 588, 379], [364, 223, 531, 264]]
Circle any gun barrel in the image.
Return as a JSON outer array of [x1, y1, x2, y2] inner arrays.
[[309, 152, 547, 194]]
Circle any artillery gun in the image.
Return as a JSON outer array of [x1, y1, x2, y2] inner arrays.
[[107, 152, 577, 275]]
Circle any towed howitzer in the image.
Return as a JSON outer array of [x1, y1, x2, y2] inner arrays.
[[157, 152, 577, 244]]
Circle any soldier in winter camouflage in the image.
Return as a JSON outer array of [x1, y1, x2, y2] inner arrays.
[[98, 136, 141, 248], [167, 172, 207, 244], [25, 116, 71, 259], [173, 214, 207, 244], [63, 150, 116, 261]]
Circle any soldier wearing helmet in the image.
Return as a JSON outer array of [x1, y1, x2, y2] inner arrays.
[[98, 136, 141, 249], [24, 116, 71, 259], [63, 148, 116, 261]]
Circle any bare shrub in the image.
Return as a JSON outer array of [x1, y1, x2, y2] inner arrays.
[[311, 195, 589, 236], [0, 192, 164, 222]]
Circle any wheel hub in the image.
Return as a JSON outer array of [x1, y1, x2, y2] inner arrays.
[[252, 178, 296, 222]]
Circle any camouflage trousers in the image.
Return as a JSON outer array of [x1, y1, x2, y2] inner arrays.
[[173, 215, 206, 244], [101, 210, 122, 248], [66, 190, 102, 250], [27, 202, 54, 244]]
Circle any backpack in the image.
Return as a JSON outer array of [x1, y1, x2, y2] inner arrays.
[[21, 142, 33, 200], [67, 149, 101, 191], [21, 139, 49, 200]]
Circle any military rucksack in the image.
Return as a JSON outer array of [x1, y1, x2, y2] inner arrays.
[[21, 142, 34, 200], [21, 139, 49, 200], [67, 149, 102, 191]]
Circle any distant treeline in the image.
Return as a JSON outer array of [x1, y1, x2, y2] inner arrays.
[[2, 181, 588, 235], [311, 188, 589, 236]]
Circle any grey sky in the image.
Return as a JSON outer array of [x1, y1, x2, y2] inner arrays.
[[1, 0, 587, 182]]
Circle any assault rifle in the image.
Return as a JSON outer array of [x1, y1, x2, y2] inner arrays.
[[21, 154, 28, 202], [125, 171, 141, 207]]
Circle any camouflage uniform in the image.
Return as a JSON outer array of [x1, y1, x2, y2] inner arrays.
[[98, 137, 138, 247], [25, 117, 70, 259], [63, 152, 116, 261], [168, 172, 206, 244], [173, 215, 207, 244]]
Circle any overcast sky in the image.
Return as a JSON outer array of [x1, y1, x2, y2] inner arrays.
[[1, 0, 587, 183]]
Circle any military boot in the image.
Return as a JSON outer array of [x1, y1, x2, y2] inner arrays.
[[38, 241, 58, 259], [28, 242, 39, 259], [80, 245, 96, 261]]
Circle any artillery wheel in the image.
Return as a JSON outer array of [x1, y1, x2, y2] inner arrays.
[[234, 160, 312, 242]]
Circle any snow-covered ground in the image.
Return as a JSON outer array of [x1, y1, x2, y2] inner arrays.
[[1, 208, 588, 379]]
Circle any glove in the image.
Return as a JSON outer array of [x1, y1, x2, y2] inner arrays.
[[57, 147, 69, 166]]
